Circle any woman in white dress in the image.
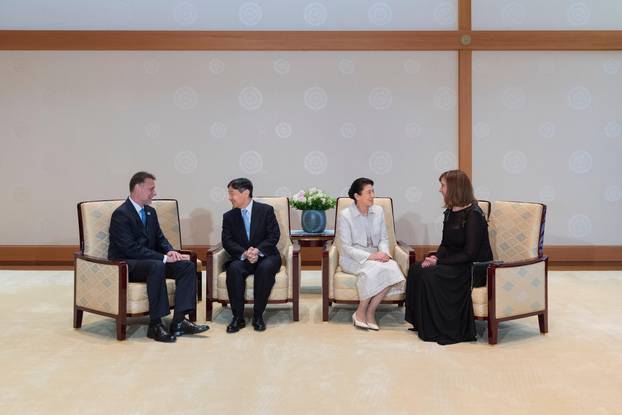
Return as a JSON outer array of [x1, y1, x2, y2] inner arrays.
[[337, 178, 405, 331]]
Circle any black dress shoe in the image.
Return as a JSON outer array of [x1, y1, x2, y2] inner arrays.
[[252, 316, 266, 332], [147, 322, 176, 343], [170, 319, 210, 336], [226, 317, 246, 333]]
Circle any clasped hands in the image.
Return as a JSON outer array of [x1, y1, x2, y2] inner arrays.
[[166, 251, 190, 263], [244, 247, 260, 264], [421, 255, 438, 268], [368, 252, 391, 262]]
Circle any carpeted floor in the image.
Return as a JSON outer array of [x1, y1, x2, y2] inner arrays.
[[1, 270, 621, 415]]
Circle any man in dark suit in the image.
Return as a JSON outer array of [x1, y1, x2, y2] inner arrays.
[[108, 171, 209, 342], [222, 178, 281, 333]]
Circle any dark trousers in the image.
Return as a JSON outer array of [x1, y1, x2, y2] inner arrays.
[[127, 259, 196, 321], [225, 254, 281, 319]]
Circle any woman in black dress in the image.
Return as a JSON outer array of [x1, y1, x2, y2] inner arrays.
[[405, 170, 492, 345]]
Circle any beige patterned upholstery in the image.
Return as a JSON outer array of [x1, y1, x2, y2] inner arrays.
[[323, 197, 415, 321], [207, 197, 300, 321], [151, 200, 182, 249], [151, 199, 203, 299], [75, 257, 121, 314], [494, 260, 546, 318], [74, 199, 197, 341], [80, 200, 123, 258], [488, 201, 544, 262], [470, 200, 548, 344], [478, 200, 491, 220]]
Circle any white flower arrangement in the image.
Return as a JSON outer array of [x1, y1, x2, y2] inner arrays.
[[290, 188, 336, 211]]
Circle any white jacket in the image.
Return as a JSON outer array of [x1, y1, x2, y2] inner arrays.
[[337, 203, 390, 272]]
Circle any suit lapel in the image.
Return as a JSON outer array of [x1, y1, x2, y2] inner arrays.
[[126, 198, 148, 237], [249, 202, 260, 243]]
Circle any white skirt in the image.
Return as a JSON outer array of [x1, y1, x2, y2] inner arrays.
[[342, 259, 405, 301]]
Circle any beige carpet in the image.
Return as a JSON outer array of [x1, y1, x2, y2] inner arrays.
[[1, 270, 621, 415]]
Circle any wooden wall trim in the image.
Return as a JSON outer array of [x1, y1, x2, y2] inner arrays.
[[459, 0, 472, 32], [2, 30, 621, 51], [0, 30, 462, 51], [468, 31, 622, 51], [458, 50, 472, 177], [1, 245, 621, 269]]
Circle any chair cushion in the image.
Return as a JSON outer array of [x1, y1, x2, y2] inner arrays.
[[472, 286, 487, 305], [472, 286, 488, 317], [215, 266, 289, 301], [473, 303, 488, 318], [127, 280, 176, 314]]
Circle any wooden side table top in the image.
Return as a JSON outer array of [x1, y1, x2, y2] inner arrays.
[[290, 230, 335, 247]]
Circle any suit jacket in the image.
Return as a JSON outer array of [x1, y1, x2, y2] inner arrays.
[[221, 200, 280, 260], [108, 198, 173, 261], [337, 203, 390, 271]]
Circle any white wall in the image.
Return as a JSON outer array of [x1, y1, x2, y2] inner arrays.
[[1, 1, 621, 247], [473, 51, 622, 245], [0, 0, 458, 30], [0, 51, 458, 245]]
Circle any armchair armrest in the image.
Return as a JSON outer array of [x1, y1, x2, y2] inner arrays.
[[205, 244, 229, 301], [394, 242, 415, 276], [75, 252, 127, 267], [74, 253, 127, 315], [487, 256, 548, 319], [177, 249, 197, 263]]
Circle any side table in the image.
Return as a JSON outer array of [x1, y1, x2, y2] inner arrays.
[[290, 230, 335, 269]]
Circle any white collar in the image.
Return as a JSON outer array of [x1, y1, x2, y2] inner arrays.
[[241, 199, 254, 214], [128, 196, 144, 215], [350, 202, 374, 218]]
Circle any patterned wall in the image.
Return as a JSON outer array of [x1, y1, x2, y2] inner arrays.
[[474, 0, 622, 29], [473, 52, 622, 244], [0, 0, 458, 30], [0, 51, 457, 245], [1, 2, 621, 247]]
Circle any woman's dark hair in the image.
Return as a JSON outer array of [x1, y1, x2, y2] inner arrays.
[[348, 177, 374, 200], [227, 177, 253, 197], [439, 170, 476, 208], [129, 171, 156, 192]]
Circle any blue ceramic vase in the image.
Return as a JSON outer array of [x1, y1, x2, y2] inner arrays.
[[301, 210, 327, 233]]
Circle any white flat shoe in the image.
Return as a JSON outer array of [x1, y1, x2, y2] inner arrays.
[[367, 322, 380, 331], [352, 313, 369, 329]]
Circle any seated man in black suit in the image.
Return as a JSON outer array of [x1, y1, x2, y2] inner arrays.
[[222, 178, 281, 333], [108, 171, 208, 343]]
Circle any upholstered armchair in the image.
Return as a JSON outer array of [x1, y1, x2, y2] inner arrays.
[[151, 199, 203, 301], [74, 199, 197, 340], [205, 197, 301, 321], [471, 201, 548, 344], [321, 197, 416, 321]]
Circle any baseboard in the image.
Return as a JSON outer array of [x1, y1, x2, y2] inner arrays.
[[0, 244, 621, 270]]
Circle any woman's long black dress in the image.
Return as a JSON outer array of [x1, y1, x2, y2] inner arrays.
[[404, 203, 493, 345]]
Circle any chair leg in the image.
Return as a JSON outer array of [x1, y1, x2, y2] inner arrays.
[[196, 271, 202, 302], [73, 308, 83, 329], [206, 300, 213, 321], [487, 319, 498, 345], [538, 311, 548, 334], [322, 296, 329, 322], [293, 298, 299, 322], [116, 318, 127, 341]]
